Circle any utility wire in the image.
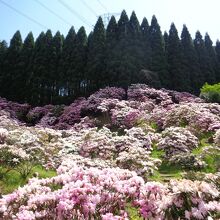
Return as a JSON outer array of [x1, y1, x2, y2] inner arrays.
[[96, 0, 108, 13], [81, 0, 98, 17], [34, 0, 72, 26], [57, 0, 93, 28], [0, 0, 48, 29]]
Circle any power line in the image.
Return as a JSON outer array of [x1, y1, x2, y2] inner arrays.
[[81, 0, 98, 17], [100, 13, 121, 27], [0, 0, 48, 30], [34, 0, 72, 26], [96, 0, 108, 13], [57, 0, 93, 28]]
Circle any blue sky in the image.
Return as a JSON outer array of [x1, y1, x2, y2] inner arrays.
[[0, 0, 219, 44]]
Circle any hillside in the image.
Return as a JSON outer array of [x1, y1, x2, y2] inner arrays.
[[0, 84, 220, 219]]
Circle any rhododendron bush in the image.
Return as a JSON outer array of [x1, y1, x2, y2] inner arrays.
[[0, 84, 220, 219], [0, 163, 219, 219]]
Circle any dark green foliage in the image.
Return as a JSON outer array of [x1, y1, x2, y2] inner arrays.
[[49, 31, 63, 103], [200, 82, 220, 103], [163, 31, 169, 55], [2, 31, 23, 101], [149, 15, 169, 88], [167, 23, 187, 91], [86, 17, 106, 92], [137, 69, 161, 88], [29, 32, 45, 104], [105, 16, 118, 86], [194, 31, 216, 86], [58, 26, 76, 101], [20, 32, 35, 102], [0, 10, 219, 105], [204, 33, 217, 83], [0, 40, 8, 97], [128, 11, 145, 84], [141, 17, 151, 69], [215, 40, 220, 82], [31, 30, 54, 105], [113, 10, 131, 88], [68, 27, 87, 97], [180, 25, 201, 93], [74, 27, 87, 96]]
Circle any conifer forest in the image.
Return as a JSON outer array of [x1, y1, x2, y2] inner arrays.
[[1, 10, 220, 105]]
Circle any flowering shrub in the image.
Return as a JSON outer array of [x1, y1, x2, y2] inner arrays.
[[163, 89, 203, 103], [214, 129, 220, 145], [0, 145, 29, 178], [0, 163, 219, 219], [0, 97, 30, 120], [163, 103, 220, 134], [56, 98, 87, 129], [168, 153, 207, 170], [59, 126, 159, 175], [127, 84, 173, 107], [90, 87, 126, 100], [158, 127, 199, 157], [0, 128, 8, 144], [167, 179, 220, 219], [0, 84, 220, 219]]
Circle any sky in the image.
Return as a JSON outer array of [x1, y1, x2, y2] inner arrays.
[[0, 0, 220, 45]]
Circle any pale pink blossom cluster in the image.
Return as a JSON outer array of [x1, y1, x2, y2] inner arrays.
[[0, 85, 220, 219], [214, 129, 220, 146], [127, 84, 173, 107], [158, 127, 199, 157], [163, 103, 220, 134], [59, 126, 159, 175], [0, 127, 8, 144], [0, 163, 219, 219]]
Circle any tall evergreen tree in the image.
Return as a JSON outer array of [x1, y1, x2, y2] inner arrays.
[[180, 25, 200, 93], [58, 26, 76, 99], [194, 31, 213, 87], [167, 23, 187, 91], [49, 31, 63, 103], [105, 16, 118, 86], [163, 31, 169, 55], [118, 10, 129, 39], [0, 40, 8, 97], [141, 17, 151, 69], [215, 40, 220, 82], [113, 10, 131, 88], [204, 33, 217, 83], [111, 10, 143, 88], [86, 17, 106, 92], [20, 32, 35, 102], [149, 15, 169, 88], [3, 31, 23, 101], [69, 26, 87, 97], [128, 11, 144, 84], [31, 32, 46, 104]]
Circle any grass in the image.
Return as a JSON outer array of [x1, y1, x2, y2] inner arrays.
[[192, 132, 220, 173], [151, 148, 165, 159], [0, 165, 56, 195], [149, 145, 182, 181], [148, 161, 182, 182], [126, 204, 143, 220], [150, 143, 165, 159], [158, 161, 182, 175]]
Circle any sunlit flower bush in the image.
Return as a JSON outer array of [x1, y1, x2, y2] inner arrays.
[[0, 164, 219, 219], [158, 127, 199, 157]]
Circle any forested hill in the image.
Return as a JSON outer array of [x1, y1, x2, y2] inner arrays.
[[0, 10, 220, 106]]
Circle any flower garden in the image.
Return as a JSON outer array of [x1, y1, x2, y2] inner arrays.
[[0, 84, 219, 219]]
